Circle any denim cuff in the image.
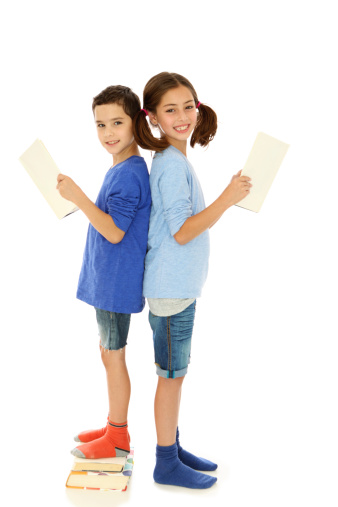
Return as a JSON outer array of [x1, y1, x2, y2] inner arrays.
[[155, 363, 188, 379]]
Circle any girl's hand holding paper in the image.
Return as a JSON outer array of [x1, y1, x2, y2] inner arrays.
[[224, 170, 252, 206]]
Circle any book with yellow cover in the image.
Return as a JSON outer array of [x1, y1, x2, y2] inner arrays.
[[66, 451, 134, 492], [19, 139, 78, 219], [236, 132, 290, 212]]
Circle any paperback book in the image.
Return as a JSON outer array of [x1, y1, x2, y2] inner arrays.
[[236, 132, 290, 212], [19, 139, 78, 219]]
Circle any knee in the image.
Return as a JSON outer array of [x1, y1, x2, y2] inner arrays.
[[100, 346, 126, 368], [158, 375, 185, 389]]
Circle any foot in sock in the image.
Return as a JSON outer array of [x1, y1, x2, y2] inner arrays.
[[74, 417, 130, 444], [71, 420, 130, 459], [154, 443, 217, 489], [74, 417, 108, 443], [176, 427, 218, 471]]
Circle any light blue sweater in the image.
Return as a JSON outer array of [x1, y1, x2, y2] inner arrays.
[[143, 145, 210, 298]]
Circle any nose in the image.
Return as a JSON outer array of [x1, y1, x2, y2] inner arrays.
[[104, 125, 114, 137], [177, 108, 189, 122]]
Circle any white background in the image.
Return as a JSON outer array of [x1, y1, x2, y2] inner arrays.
[[1, 1, 337, 506]]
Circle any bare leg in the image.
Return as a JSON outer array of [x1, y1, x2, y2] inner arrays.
[[154, 376, 184, 446], [100, 345, 130, 423]]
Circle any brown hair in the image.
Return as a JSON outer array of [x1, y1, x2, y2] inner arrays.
[[92, 85, 141, 120], [133, 72, 217, 152]]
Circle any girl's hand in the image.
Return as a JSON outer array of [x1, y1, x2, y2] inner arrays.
[[223, 170, 252, 206], [56, 174, 82, 204]]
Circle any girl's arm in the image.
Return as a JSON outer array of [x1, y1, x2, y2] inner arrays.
[[209, 217, 221, 229], [174, 171, 251, 245], [57, 174, 125, 244]]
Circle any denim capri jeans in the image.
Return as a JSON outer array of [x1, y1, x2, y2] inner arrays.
[[149, 300, 196, 379]]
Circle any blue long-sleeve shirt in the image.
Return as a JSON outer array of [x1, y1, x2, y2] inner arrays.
[[77, 156, 151, 313], [143, 145, 210, 298]]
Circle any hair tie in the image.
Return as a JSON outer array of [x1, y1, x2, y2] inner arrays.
[[141, 108, 148, 116], [196, 101, 201, 108]]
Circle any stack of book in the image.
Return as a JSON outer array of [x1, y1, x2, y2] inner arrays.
[[66, 450, 134, 492]]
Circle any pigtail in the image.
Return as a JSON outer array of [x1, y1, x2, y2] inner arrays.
[[190, 103, 218, 148], [133, 110, 169, 152]]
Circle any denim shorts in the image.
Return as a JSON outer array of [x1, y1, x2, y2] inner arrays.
[[149, 300, 196, 379], [95, 308, 131, 351]]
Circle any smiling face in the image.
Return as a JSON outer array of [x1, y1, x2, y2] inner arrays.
[[149, 85, 198, 153], [94, 103, 137, 163]]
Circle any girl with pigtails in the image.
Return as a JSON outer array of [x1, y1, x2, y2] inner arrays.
[[133, 72, 251, 489]]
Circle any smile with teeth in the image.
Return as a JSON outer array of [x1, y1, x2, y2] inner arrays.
[[174, 125, 189, 132], [107, 140, 119, 145]]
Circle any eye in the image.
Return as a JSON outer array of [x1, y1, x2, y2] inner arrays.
[[166, 108, 175, 113], [186, 105, 193, 110], [114, 121, 122, 126], [97, 123, 105, 128]]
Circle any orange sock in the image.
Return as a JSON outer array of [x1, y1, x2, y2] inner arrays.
[[71, 420, 130, 459], [74, 416, 108, 443]]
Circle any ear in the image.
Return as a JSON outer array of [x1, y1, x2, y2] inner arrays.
[[148, 111, 158, 126]]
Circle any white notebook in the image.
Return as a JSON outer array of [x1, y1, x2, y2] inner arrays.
[[19, 139, 78, 219], [236, 132, 290, 212]]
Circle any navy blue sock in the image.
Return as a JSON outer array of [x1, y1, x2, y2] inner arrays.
[[177, 427, 218, 471], [153, 443, 217, 489]]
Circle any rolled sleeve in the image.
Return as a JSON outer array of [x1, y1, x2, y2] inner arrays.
[[159, 163, 192, 236], [107, 171, 140, 233]]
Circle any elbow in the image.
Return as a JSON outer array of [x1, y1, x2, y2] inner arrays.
[[108, 230, 125, 244], [173, 231, 187, 246], [105, 216, 125, 244]]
